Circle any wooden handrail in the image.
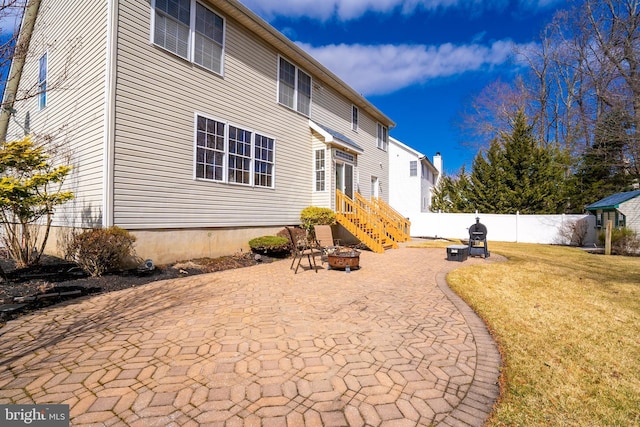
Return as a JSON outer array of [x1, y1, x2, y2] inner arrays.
[[335, 190, 385, 253], [354, 193, 404, 245], [372, 197, 411, 242]]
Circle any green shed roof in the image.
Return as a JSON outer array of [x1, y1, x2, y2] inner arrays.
[[585, 190, 640, 211]]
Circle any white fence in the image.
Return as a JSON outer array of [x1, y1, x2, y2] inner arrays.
[[409, 212, 598, 246]]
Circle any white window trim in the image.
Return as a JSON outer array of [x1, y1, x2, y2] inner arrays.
[[410, 160, 418, 177], [150, 0, 225, 76], [314, 149, 326, 192], [377, 123, 388, 151], [277, 55, 312, 117], [194, 113, 275, 189]]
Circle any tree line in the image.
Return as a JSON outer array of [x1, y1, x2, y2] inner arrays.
[[435, 0, 640, 214]]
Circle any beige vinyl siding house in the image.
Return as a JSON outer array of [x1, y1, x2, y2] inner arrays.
[[4, 1, 109, 228], [4, 0, 394, 263]]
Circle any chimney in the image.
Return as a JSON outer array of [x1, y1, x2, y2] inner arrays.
[[433, 152, 443, 184]]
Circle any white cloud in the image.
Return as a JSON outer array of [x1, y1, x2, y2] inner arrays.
[[297, 40, 534, 95], [240, 0, 562, 21]]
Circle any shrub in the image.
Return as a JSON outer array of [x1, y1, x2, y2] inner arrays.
[[300, 206, 335, 237], [66, 227, 137, 276], [248, 235, 290, 257], [557, 218, 589, 246], [598, 227, 640, 256]]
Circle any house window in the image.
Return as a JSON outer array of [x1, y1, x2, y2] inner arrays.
[[377, 123, 388, 151], [254, 134, 275, 188], [195, 115, 274, 188], [153, 0, 224, 74], [315, 149, 325, 191], [196, 116, 225, 181], [409, 160, 417, 177], [278, 57, 311, 116], [352, 105, 359, 131], [38, 53, 47, 110], [194, 3, 224, 72], [228, 126, 252, 185]]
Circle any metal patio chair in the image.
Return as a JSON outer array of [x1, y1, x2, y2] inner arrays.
[[285, 226, 320, 274], [313, 225, 341, 264]]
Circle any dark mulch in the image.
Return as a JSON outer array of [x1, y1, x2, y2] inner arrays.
[[0, 251, 281, 326]]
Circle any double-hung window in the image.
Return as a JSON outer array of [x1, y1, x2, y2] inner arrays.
[[314, 149, 325, 191], [38, 53, 47, 110], [278, 57, 311, 116], [409, 160, 417, 177], [254, 134, 275, 188], [196, 115, 275, 188], [153, 0, 224, 74], [352, 105, 359, 131], [377, 123, 388, 151]]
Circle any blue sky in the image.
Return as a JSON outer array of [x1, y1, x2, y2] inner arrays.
[[0, 1, 567, 174], [241, 0, 567, 174]]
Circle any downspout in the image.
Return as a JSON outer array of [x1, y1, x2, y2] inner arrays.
[[103, 0, 118, 227], [0, 0, 42, 142]]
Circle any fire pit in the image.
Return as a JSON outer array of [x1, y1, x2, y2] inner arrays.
[[327, 248, 360, 270]]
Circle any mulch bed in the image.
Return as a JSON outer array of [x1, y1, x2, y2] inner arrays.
[[0, 252, 279, 326]]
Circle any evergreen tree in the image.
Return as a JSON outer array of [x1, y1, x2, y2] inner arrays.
[[468, 139, 509, 213], [570, 108, 637, 211], [430, 166, 472, 213], [465, 110, 568, 214]]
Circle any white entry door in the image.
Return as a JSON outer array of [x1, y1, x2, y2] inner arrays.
[[336, 162, 354, 199], [371, 176, 379, 198]]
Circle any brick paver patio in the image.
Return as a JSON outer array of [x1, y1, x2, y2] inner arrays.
[[0, 246, 501, 426]]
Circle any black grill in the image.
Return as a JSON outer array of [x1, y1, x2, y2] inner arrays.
[[468, 218, 490, 258]]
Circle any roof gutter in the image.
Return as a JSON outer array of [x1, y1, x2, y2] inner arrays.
[[0, 0, 42, 142]]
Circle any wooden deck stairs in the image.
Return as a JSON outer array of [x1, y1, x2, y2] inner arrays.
[[335, 190, 411, 253]]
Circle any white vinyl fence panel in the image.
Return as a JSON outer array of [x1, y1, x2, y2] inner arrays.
[[410, 212, 597, 246]]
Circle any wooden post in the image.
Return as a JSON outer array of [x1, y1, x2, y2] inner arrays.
[[605, 220, 612, 255]]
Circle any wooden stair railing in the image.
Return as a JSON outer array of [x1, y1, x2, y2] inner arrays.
[[335, 190, 385, 253], [372, 196, 411, 242], [354, 193, 404, 248]]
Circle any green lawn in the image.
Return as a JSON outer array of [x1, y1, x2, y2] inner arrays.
[[413, 241, 640, 426]]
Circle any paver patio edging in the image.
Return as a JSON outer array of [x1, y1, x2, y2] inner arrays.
[[433, 265, 502, 427]]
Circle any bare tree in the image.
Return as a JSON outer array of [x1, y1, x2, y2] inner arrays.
[[455, 78, 529, 151]]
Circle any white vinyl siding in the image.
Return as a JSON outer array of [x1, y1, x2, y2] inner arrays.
[[278, 56, 311, 116], [153, 0, 224, 74]]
